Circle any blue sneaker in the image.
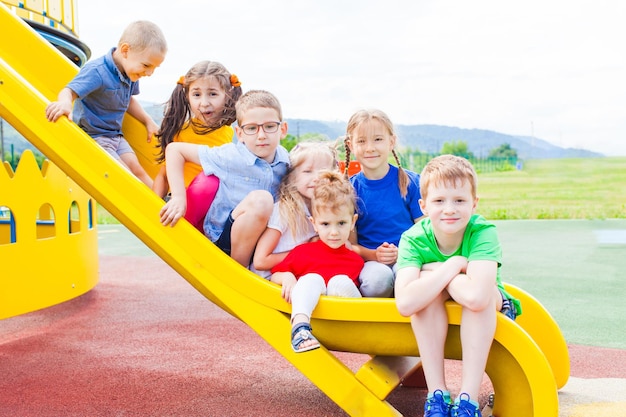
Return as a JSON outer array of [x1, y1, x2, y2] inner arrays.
[[424, 389, 451, 417], [451, 393, 481, 417]]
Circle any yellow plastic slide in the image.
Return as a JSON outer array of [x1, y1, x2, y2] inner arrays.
[[0, 5, 568, 416]]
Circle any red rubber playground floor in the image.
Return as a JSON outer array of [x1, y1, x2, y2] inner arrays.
[[1, 222, 625, 416]]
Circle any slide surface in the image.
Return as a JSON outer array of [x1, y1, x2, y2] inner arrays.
[[0, 6, 567, 415]]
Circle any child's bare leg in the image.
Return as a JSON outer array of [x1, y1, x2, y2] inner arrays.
[[230, 190, 273, 266], [120, 152, 153, 188], [410, 292, 449, 392], [458, 293, 497, 399], [152, 165, 168, 198]]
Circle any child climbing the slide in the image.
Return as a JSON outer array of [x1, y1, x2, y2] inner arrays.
[[46, 20, 167, 188]]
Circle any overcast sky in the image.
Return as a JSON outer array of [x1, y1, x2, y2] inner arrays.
[[75, 0, 626, 156]]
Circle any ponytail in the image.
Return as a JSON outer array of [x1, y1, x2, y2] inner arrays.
[[391, 149, 409, 198], [155, 83, 190, 163], [342, 136, 351, 179]]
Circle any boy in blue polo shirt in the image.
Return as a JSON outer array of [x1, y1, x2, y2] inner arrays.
[[159, 90, 290, 268], [46, 20, 167, 188]]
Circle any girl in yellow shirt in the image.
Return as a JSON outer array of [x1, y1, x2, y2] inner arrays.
[[154, 61, 242, 231]]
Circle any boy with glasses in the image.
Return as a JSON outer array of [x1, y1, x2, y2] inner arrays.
[[160, 90, 289, 267]]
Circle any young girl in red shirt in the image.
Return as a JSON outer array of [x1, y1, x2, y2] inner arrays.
[[271, 170, 364, 353]]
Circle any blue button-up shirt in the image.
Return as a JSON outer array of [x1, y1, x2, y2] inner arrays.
[[68, 48, 139, 138], [199, 141, 290, 241]]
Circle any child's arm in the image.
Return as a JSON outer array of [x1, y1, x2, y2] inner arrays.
[[395, 256, 468, 316], [127, 96, 159, 143], [270, 271, 297, 303], [349, 229, 398, 264], [152, 165, 169, 198], [446, 259, 498, 311], [348, 229, 375, 259], [253, 228, 289, 271], [45, 88, 77, 122], [159, 143, 201, 226]]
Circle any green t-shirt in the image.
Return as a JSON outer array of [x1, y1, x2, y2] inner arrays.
[[397, 214, 521, 315]]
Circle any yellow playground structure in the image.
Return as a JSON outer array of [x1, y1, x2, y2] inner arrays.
[[0, 2, 570, 416]]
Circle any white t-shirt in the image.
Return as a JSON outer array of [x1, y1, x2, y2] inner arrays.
[[250, 202, 317, 279]]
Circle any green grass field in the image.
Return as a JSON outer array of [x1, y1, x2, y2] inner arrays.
[[96, 157, 626, 223], [471, 157, 625, 219]]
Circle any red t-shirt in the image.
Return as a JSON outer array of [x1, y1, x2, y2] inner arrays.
[[271, 240, 364, 286]]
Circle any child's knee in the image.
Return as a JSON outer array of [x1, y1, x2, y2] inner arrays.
[[244, 190, 273, 212], [327, 275, 361, 298], [359, 261, 394, 297], [461, 291, 496, 312]]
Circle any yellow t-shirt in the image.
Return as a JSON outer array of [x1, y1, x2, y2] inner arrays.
[[173, 122, 234, 186]]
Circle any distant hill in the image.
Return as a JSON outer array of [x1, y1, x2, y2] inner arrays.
[[1, 105, 603, 160], [286, 119, 603, 160]]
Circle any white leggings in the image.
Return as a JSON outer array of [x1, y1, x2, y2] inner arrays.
[[291, 273, 362, 322]]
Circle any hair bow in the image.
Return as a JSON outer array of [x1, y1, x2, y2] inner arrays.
[[230, 74, 241, 87]]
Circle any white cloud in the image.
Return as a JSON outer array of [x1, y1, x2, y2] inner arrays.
[[76, 0, 626, 155]]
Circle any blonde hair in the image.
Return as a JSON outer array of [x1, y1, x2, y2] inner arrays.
[[344, 109, 410, 198], [156, 61, 242, 162], [277, 141, 339, 239], [420, 154, 478, 200], [311, 170, 357, 217], [235, 90, 282, 124], [118, 20, 167, 54]]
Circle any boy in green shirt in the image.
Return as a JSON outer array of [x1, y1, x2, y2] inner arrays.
[[395, 155, 520, 417]]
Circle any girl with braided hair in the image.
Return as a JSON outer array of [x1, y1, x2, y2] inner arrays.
[[153, 61, 242, 232], [344, 109, 423, 297]]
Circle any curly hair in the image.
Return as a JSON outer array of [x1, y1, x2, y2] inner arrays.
[[311, 169, 357, 217]]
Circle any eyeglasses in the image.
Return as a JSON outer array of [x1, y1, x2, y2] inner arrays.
[[240, 122, 281, 135]]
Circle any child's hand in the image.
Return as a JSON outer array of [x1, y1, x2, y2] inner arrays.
[[146, 120, 159, 143], [159, 195, 186, 226], [281, 275, 297, 303], [376, 242, 398, 265], [45, 101, 71, 122]]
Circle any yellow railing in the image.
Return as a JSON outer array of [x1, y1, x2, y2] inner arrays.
[[1, 0, 79, 35]]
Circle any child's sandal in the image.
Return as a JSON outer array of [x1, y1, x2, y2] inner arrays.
[[291, 323, 320, 353]]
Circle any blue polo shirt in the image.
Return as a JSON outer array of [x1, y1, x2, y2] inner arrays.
[[199, 141, 290, 241], [67, 47, 139, 138]]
